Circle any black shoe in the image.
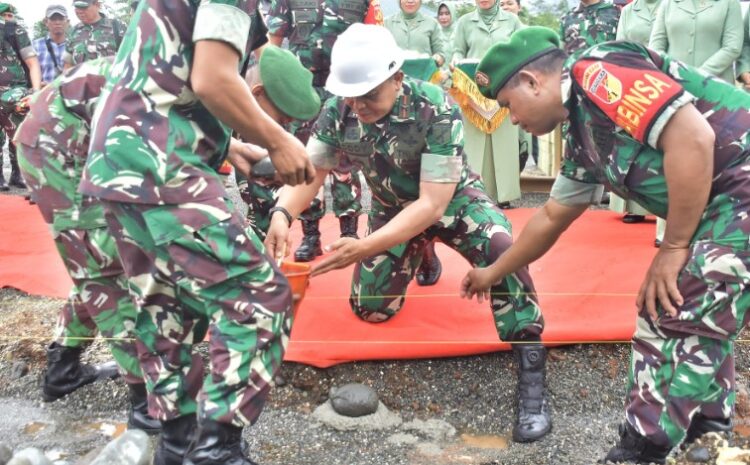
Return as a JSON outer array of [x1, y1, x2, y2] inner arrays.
[[602, 422, 671, 464], [0, 170, 8, 192], [339, 214, 359, 239], [655, 239, 662, 248], [498, 201, 513, 209], [127, 383, 161, 435], [683, 414, 733, 445], [8, 169, 26, 189], [184, 419, 258, 465], [622, 214, 645, 224], [295, 219, 322, 262], [512, 344, 552, 443], [154, 415, 197, 465], [600, 192, 611, 205], [416, 242, 442, 286], [42, 343, 120, 402]]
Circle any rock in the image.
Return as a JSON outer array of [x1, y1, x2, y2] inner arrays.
[[7, 448, 52, 465], [312, 400, 401, 431], [402, 419, 457, 441], [686, 446, 710, 463], [89, 430, 152, 465], [0, 444, 13, 465], [10, 361, 28, 379], [386, 433, 420, 446], [329, 384, 379, 417], [273, 374, 287, 387]]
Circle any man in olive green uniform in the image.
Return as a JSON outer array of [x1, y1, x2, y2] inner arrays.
[[79, 0, 316, 462], [64, 0, 126, 69], [0, 3, 41, 191], [464, 26, 750, 464], [266, 0, 367, 262], [266, 23, 552, 444]]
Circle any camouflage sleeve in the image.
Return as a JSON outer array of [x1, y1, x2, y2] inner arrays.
[[266, 0, 292, 37], [571, 47, 692, 149], [421, 99, 463, 183], [307, 99, 342, 170], [16, 25, 36, 60], [193, 0, 253, 56]]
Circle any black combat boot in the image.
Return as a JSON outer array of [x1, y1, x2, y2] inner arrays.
[[339, 214, 359, 239], [512, 344, 552, 443], [0, 154, 8, 192], [294, 219, 322, 262], [184, 419, 257, 465], [415, 241, 442, 286], [8, 144, 26, 189], [127, 383, 161, 435], [42, 342, 120, 401], [683, 414, 733, 445], [154, 414, 197, 465], [603, 422, 671, 464]]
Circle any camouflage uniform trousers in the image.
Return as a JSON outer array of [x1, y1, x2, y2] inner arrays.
[[240, 169, 362, 239], [16, 138, 143, 384], [0, 107, 24, 176], [351, 180, 544, 342], [625, 152, 750, 448], [102, 198, 292, 426]]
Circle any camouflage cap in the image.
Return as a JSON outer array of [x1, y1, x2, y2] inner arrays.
[[476, 26, 561, 99], [0, 3, 16, 14], [73, 0, 96, 8], [260, 45, 321, 121]]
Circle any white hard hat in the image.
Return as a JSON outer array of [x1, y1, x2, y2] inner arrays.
[[326, 24, 405, 98]]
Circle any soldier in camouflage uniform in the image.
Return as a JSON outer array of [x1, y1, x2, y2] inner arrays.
[[464, 27, 750, 463], [265, 0, 370, 262], [14, 57, 160, 433], [0, 3, 41, 190], [559, 0, 620, 59], [78, 0, 317, 463], [64, 0, 126, 70], [266, 24, 552, 444]]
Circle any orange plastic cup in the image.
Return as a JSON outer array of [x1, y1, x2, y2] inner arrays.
[[281, 261, 311, 318]]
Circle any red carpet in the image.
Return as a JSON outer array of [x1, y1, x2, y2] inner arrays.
[[0, 195, 657, 367]]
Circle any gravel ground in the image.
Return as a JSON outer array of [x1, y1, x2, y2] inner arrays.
[[2, 163, 750, 464]]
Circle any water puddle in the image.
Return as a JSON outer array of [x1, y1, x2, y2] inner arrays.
[[459, 433, 510, 450]]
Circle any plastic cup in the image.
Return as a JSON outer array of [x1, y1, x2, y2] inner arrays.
[[281, 261, 311, 318]]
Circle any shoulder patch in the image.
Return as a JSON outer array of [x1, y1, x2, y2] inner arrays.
[[572, 58, 683, 143]]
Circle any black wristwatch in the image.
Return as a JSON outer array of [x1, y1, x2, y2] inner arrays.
[[269, 206, 293, 226]]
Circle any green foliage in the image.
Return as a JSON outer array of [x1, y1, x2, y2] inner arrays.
[[33, 19, 47, 40]]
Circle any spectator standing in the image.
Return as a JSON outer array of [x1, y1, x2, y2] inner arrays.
[[649, 0, 743, 245], [608, 0, 661, 224], [560, 0, 620, 59], [453, 0, 523, 209], [0, 2, 41, 191], [64, 0, 126, 69], [33, 5, 68, 86], [739, 8, 750, 90]]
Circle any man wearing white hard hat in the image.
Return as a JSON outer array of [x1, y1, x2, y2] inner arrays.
[[265, 23, 552, 443]]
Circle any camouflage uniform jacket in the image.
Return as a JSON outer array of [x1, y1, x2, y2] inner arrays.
[[560, 1, 620, 58], [266, 0, 369, 83], [64, 15, 126, 67], [553, 41, 750, 249], [15, 58, 113, 232], [80, 0, 263, 206], [307, 75, 477, 216], [0, 19, 35, 91]]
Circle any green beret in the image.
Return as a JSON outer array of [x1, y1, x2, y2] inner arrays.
[[476, 26, 561, 99], [260, 46, 321, 121], [0, 3, 16, 14]]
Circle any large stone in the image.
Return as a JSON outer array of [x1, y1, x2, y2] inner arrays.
[[89, 430, 152, 465], [686, 446, 711, 463], [7, 448, 52, 465], [312, 401, 401, 431], [0, 444, 12, 465], [329, 383, 379, 417], [402, 419, 457, 441]]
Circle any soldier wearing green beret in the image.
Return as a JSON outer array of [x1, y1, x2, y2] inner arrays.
[[78, 0, 316, 462], [0, 2, 41, 191], [64, 0, 127, 70], [462, 26, 750, 463], [267, 23, 552, 444]]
